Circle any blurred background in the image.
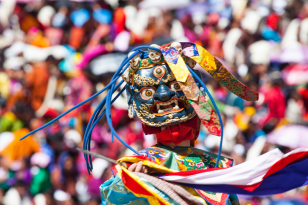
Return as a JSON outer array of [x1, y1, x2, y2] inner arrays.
[[0, 0, 308, 204]]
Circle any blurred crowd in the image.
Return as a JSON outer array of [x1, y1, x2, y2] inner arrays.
[[0, 0, 308, 204]]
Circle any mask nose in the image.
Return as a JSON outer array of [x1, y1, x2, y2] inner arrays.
[[154, 85, 175, 102]]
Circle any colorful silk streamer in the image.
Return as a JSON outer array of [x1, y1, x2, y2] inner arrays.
[[158, 148, 308, 195], [161, 47, 221, 136], [116, 148, 308, 204], [181, 43, 259, 101], [190, 91, 221, 136]]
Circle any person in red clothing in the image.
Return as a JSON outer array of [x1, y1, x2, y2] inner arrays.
[[260, 72, 286, 128], [297, 85, 308, 121]]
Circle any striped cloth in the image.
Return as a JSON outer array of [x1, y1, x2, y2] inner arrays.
[[158, 148, 308, 195]]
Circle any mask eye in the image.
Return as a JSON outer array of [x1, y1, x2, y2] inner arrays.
[[153, 66, 165, 79], [140, 87, 156, 100], [170, 81, 181, 91]]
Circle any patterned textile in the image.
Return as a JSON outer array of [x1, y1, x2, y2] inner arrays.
[[100, 174, 150, 205], [182, 43, 199, 57], [183, 43, 258, 101], [178, 74, 199, 101], [161, 47, 221, 136], [162, 51, 189, 83], [189, 91, 221, 136], [137, 145, 233, 171], [158, 148, 308, 197], [161, 47, 180, 64], [100, 145, 237, 205]]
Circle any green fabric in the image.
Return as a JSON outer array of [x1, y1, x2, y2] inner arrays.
[[0, 116, 23, 132], [0, 171, 15, 191], [139, 145, 231, 171], [100, 175, 150, 205], [30, 168, 52, 195], [229, 193, 240, 205]]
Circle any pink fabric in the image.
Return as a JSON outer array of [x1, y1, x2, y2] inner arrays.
[[28, 27, 39, 35], [44, 28, 63, 46], [76, 45, 107, 69], [65, 73, 92, 106]]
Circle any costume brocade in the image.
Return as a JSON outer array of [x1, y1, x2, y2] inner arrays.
[[101, 145, 239, 205]]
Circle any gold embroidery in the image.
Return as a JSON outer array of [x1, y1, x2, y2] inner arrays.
[[141, 59, 150, 67], [179, 96, 192, 109], [167, 114, 174, 119], [134, 74, 160, 86], [138, 61, 164, 69], [133, 101, 155, 119], [161, 73, 176, 83]]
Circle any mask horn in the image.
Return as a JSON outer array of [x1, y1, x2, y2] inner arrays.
[[181, 43, 259, 101]]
